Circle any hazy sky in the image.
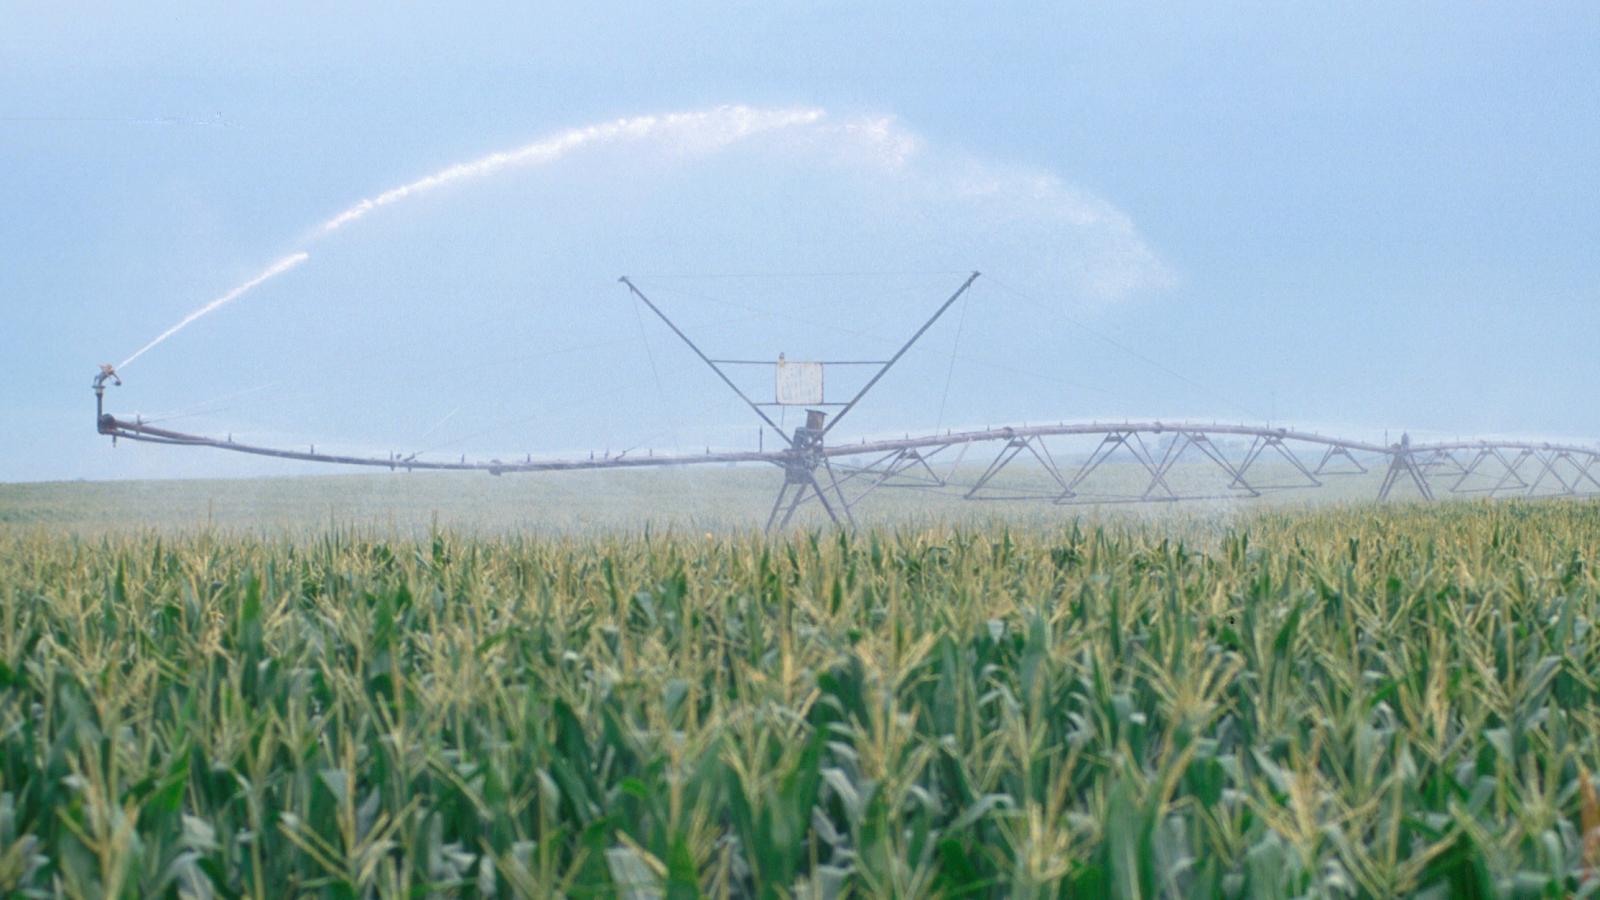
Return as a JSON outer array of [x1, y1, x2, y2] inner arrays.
[[4, 3, 1598, 482]]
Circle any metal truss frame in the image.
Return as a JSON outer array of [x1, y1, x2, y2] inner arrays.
[[98, 393, 1600, 520], [92, 265, 1600, 525]]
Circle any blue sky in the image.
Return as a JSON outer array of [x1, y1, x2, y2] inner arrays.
[[3, 3, 1598, 482]]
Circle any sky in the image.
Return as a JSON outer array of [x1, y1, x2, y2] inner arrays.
[[3, 3, 1598, 482]]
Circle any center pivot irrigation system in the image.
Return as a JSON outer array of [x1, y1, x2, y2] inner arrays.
[[95, 273, 1600, 527]]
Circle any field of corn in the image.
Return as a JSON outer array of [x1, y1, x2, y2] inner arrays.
[[3, 499, 1600, 896]]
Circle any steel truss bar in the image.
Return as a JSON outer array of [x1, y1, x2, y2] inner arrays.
[[1524, 451, 1561, 497], [1049, 429, 1268, 504], [891, 447, 950, 487], [1057, 432, 1131, 502], [1137, 430, 1252, 500], [835, 446, 948, 493], [965, 435, 1067, 500], [1449, 449, 1491, 493], [1525, 450, 1579, 497], [1417, 449, 1468, 477], [1184, 432, 1254, 493], [1488, 449, 1534, 496], [1452, 447, 1532, 495], [1573, 454, 1600, 493], [964, 437, 1025, 499], [821, 457, 857, 527], [764, 481, 793, 530], [831, 448, 906, 484], [1231, 435, 1322, 491], [1314, 444, 1369, 475], [1543, 450, 1600, 496], [710, 359, 889, 366], [1377, 441, 1435, 502], [1232, 436, 1268, 490], [1183, 431, 1261, 497], [770, 468, 849, 530], [1275, 440, 1324, 487], [1128, 431, 1179, 499], [940, 440, 974, 487], [619, 276, 792, 445], [776, 482, 808, 529]]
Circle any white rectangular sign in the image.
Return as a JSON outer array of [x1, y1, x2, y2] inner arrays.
[[775, 359, 824, 405]]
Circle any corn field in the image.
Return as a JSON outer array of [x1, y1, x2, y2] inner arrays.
[[2, 501, 1599, 897]]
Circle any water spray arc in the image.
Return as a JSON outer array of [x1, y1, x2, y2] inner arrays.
[[110, 105, 827, 372], [315, 106, 825, 236], [116, 252, 309, 371]]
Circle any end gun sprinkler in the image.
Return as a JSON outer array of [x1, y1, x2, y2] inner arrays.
[[93, 363, 121, 440]]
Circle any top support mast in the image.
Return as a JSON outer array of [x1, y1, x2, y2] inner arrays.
[[822, 271, 979, 437], [619, 276, 792, 445]]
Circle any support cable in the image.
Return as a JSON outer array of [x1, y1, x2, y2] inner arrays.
[[822, 271, 980, 436], [646, 282, 1137, 409], [986, 276, 1265, 422], [621, 277, 791, 445], [629, 289, 681, 453], [935, 286, 972, 435]]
